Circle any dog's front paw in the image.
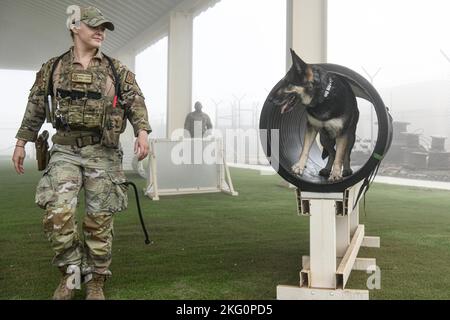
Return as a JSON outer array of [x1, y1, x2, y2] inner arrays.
[[292, 162, 305, 176], [319, 168, 331, 177], [342, 169, 353, 177], [328, 169, 343, 182]]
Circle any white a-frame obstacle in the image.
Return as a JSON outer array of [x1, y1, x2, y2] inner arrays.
[[277, 182, 380, 300], [144, 137, 238, 201]]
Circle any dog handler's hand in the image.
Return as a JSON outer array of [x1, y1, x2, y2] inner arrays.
[[135, 130, 149, 161], [12, 141, 27, 175]]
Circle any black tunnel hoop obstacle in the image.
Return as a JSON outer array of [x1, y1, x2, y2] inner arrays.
[[259, 63, 393, 193]]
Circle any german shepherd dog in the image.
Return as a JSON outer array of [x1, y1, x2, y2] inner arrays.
[[270, 50, 359, 181]]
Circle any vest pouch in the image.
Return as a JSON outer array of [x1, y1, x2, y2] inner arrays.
[[67, 99, 84, 127], [101, 99, 125, 149], [83, 98, 105, 129]]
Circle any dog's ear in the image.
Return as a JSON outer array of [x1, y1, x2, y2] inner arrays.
[[290, 49, 308, 74]]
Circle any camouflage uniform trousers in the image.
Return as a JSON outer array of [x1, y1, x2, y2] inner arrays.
[[35, 143, 128, 277]]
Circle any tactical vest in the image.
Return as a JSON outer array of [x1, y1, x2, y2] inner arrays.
[[45, 51, 125, 148]]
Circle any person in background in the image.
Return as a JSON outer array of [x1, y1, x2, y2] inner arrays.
[[184, 101, 213, 138]]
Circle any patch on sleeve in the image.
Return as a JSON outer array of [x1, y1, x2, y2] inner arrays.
[[125, 71, 136, 85]]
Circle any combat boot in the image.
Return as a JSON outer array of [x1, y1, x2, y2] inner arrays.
[[85, 273, 107, 300], [53, 267, 75, 300]]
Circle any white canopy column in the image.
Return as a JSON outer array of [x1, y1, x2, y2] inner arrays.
[[286, 0, 328, 68], [166, 11, 194, 137]]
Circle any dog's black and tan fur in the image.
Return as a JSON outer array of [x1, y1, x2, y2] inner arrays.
[[271, 50, 359, 181]]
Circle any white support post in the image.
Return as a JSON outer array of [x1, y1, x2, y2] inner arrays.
[[146, 140, 160, 201], [167, 11, 194, 137], [348, 182, 363, 235], [309, 197, 338, 289], [350, 199, 359, 235], [336, 214, 350, 257], [278, 184, 380, 300], [286, 0, 327, 70]]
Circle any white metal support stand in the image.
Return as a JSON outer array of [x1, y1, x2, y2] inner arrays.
[[147, 140, 160, 201], [277, 182, 380, 300]]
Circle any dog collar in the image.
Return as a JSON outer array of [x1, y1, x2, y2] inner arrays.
[[313, 68, 334, 105], [323, 78, 334, 98]]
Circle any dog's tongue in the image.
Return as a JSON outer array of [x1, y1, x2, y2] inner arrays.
[[281, 104, 288, 114]]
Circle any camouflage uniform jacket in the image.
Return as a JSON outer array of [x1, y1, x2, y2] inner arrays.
[[16, 47, 151, 144]]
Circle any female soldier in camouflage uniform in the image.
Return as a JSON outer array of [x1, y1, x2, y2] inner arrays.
[[12, 6, 151, 300]]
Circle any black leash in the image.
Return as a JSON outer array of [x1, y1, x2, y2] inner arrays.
[[122, 181, 151, 245], [352, 160, 382, 213]]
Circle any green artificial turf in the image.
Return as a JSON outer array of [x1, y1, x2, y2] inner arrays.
[[1, 160, 449, 300]]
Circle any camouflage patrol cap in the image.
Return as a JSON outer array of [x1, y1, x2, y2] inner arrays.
[[80, 6, 115, 31]]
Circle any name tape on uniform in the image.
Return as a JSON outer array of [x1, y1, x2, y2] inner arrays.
[[72, 72, 93, 84]]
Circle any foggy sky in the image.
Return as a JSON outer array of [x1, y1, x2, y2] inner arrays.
[[1, 0, 450, 153]]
